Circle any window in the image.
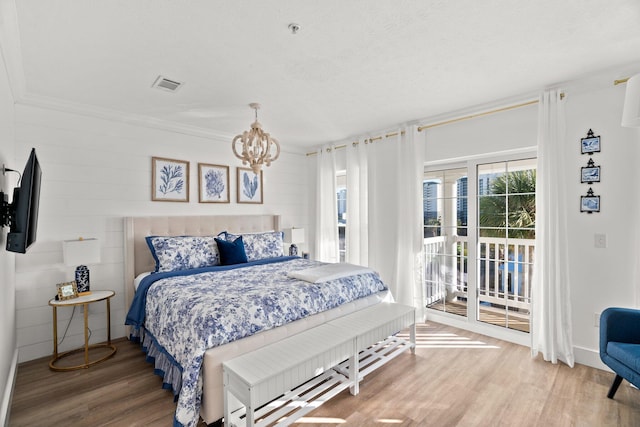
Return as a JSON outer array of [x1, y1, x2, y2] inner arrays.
[[337, 173, 346, 262], [424, 155, 536, 335]]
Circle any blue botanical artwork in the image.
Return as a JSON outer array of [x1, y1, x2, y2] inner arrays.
[[199, 164, 229, 202], [159, 164, 184, 195], [238, 168, 262, 203], [153, 157, 189, 202]]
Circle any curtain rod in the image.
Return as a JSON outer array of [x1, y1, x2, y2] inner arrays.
[[306, 91, 574, 157]]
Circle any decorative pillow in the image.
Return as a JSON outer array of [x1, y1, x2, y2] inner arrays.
[[146, 236, 220, 272], [226, 231, 284, 262], [215, 236, 248, 265]]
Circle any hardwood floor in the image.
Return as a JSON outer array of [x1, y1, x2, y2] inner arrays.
[[9, 322, 640, 426]]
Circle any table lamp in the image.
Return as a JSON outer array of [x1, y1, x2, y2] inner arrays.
[[283, 228, 304, 256], [63, 238, 101, 295]]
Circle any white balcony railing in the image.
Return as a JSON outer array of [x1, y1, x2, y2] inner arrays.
[[424, 235, 534, 312]]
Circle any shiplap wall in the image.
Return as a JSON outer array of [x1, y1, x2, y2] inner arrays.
[[13, 104, 309, 363]]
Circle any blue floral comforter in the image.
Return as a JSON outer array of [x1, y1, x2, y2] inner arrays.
[[125, 256, 387, 427]]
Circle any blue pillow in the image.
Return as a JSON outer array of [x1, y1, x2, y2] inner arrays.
[[146, 235, 220, 272], [225, 231, 284, 261], [215, 236, 248, 265]]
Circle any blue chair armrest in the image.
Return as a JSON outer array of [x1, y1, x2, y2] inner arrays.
[[600, 307, 640, 356]]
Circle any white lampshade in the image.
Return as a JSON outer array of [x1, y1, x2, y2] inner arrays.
[[63, 238, 101, 266], [283, 228, 305, 244], [622, 73, 640, 127]]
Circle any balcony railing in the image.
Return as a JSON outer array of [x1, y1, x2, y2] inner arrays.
[[424, 235, 534, 329]]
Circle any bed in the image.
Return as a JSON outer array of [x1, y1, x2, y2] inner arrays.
[[124, 215, 391, 427]]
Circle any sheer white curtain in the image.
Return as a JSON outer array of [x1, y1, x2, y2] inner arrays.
[[346, 139, 369, 266], [531, 89, 575, 367], [367, 126, 425, 318], [315, 144, 339, 263]]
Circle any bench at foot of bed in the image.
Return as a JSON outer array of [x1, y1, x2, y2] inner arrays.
[[222, 302, 416, 427]]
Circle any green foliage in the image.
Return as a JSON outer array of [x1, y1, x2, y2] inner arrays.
[[478, 170, 536, 239]]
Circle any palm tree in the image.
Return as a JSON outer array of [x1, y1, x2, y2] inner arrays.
[[479, 170, 535, 239]]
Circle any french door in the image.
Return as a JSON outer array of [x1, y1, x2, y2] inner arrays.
[[424, 156, 536, 334]]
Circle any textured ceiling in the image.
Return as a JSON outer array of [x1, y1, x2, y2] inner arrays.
[[3, 0, 640, 150]]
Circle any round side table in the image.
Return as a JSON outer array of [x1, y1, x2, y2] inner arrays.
[[48, 290, 117, 371]]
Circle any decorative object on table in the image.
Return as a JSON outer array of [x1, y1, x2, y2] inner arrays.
[[237, 167, 263, 204], [63, 238, 101, 295], [56, 281, 78, 301], [232, 103, 280, 174], [580, 129, 600, 155], [283, 227, 305, 256], [152, 156, 189, 202], [581, 158, 601, 184], [581, 187, 600, 213], [621, 73, 640, 127], [198, 163, 229, 203]]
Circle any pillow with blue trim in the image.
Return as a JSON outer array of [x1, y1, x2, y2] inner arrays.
[[215, 236, 248, 265], [225, 231, 284, 261], [146, 235, 220, 272]]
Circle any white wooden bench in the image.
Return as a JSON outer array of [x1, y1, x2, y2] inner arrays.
[[222, 302, 416, 427]]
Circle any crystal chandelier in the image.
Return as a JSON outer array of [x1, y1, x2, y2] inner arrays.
[[232, 103, 280, 174]]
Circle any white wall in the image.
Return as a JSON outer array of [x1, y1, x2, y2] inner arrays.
[[13, 105, 309, 362], [0, 36, 17, 426], [564, 83, 640, 367]]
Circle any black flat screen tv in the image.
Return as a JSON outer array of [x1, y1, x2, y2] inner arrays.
[[6, 148, 42, 253]]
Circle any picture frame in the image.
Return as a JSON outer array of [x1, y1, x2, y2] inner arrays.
[[580, 195, 600, 213], [581, 129, 601, 155], [581, 165, 601, 184], [152, 157, 189, 202], [237, 167, 263, 204], [198, 163, 230, 203], [56, 281, 78, 301]]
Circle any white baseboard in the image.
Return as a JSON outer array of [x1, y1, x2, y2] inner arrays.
[[1, 349, 18, 427], [574, 345, 609, 371]]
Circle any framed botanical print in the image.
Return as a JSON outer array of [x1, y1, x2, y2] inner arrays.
[[198, 163, 230, 203], [152, 157, 189, 202], [237, 167, 263, 204]]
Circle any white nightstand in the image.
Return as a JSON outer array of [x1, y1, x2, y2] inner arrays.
[[48, 290, 117, 371]]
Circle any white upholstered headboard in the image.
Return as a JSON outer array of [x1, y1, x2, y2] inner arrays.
[[123, 214, 281, 310]]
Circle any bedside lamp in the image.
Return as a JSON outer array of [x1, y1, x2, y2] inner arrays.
[[63, 238, 101, 295], [283, 228, 305, 257]]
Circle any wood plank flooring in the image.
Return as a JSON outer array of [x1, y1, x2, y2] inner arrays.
[[9, 322, 640, 426]]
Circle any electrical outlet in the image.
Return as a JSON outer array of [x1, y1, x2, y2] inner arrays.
[[594, 233, 607, 248], [594, 312, 601, 327]]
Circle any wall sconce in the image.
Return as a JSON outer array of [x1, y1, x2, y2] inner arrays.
[[622, 73, 640, 127], [283, 228, 305, 257], [63, 238, 101, 295]]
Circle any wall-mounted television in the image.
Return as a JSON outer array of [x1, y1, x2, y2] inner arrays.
[[1, 148, 42, 253]]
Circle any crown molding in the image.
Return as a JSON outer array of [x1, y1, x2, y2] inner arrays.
[[16, 92, 237, 141]]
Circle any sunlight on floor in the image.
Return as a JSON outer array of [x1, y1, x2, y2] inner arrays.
[[397, 326, 501, 349], [294, 417, 346, 423], [375, 419, 403, 423]]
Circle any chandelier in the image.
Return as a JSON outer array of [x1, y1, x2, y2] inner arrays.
[[232, 103, 280, 174]]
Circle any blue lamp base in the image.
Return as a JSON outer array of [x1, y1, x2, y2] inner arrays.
[[289, 244, 298, 256], [75, 265, 91, 295]]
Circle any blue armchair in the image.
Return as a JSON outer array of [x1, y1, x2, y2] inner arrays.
[[599, 307, 640, 398]]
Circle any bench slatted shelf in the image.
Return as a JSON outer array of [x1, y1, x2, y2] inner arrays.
[[223, 302, 416, 427]]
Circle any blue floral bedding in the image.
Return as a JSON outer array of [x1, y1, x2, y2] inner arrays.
[[125, 256, 387, 427]]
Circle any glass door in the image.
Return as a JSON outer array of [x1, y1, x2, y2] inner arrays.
[[423, 168, 468, 318]]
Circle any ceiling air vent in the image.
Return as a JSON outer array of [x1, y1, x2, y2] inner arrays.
[[152, 75, 183, 92]]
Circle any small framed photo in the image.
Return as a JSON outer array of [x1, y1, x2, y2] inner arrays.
[[237, 167, 263, 204], [152, 157, 189, 202], [580, 195, 600, 213], [581, 135, 600, 155], [198, 163, 229, 203], [581, 165, 601, 183], [56, 281, 78, 301]]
